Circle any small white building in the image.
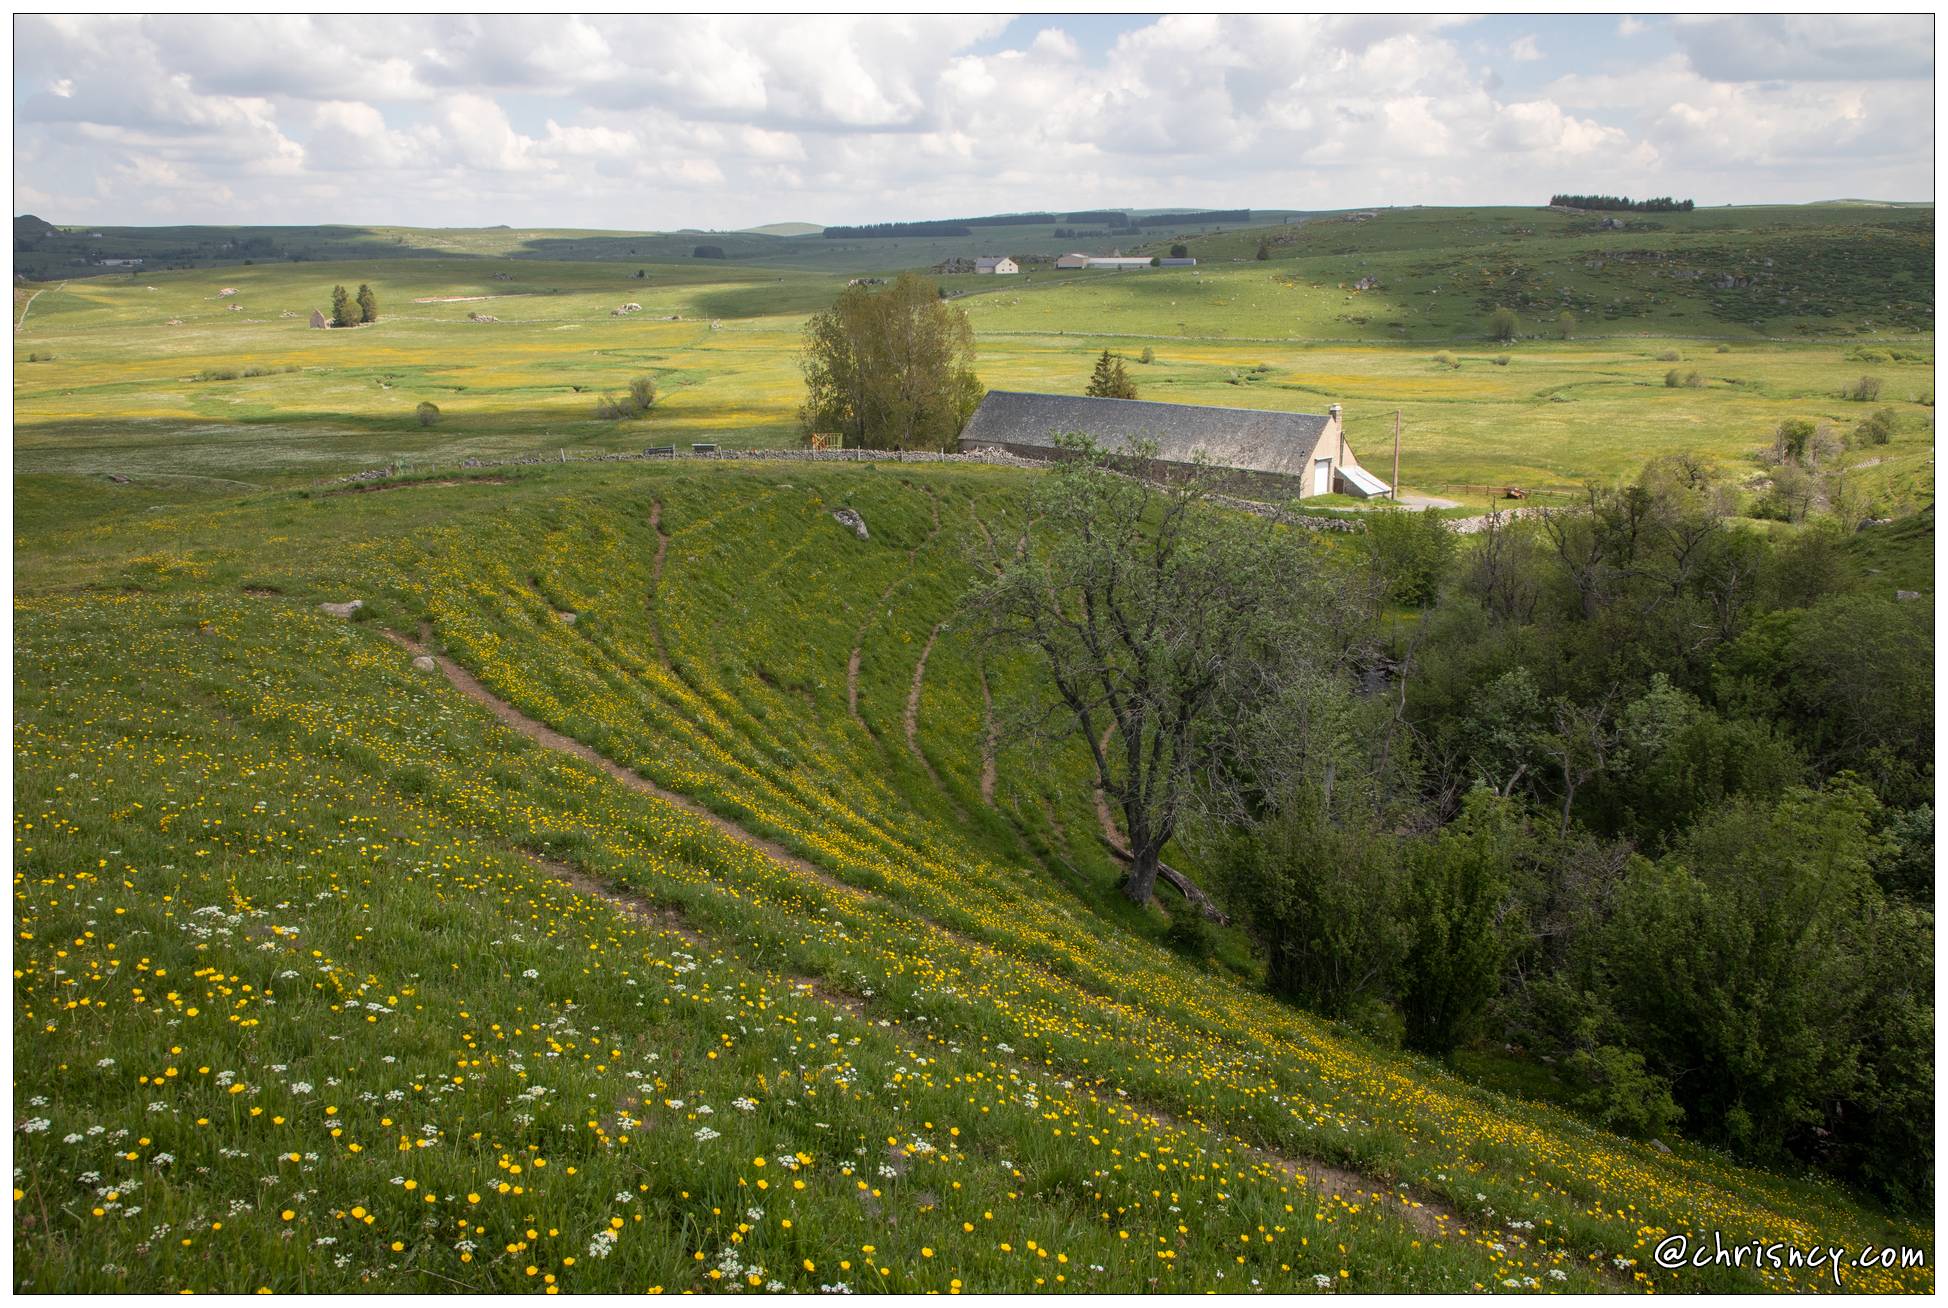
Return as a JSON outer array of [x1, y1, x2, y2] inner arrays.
[[1055, 252, 1092, 269], [975, 256, 1019, 275]]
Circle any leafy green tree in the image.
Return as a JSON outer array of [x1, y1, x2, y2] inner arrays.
[[1169, 243, 1188, 258], [799, 271, 983, 451], [1254, 237, 1271, 261], [330, 284, 358, 328], [1489, 306, 1518, 342], [1556, 310, 1576, 340], [965, 438, 1325, 907], [356, 283, 378, 324], [414, 401, 440, 428]]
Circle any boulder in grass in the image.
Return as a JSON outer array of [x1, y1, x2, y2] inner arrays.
[[830, 507, 869, 540], [319, 599, 364, 618], [411, 654, 437, 673]]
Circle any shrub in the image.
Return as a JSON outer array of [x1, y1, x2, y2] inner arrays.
[[1162, 908, 1213, 962], [1488, 306, 1518, 341], [1365, 508, 1455, 608], [1663, 368, 1682, 388], [1432, 351, 1459, 370], [1856, 407, 1897, 445], [597, 376, 658, 420], [1715, 343, 1731, 353], [1138, 346, 1154, 364], [1567, 1041, 1683, 1138], [415, 401, 441, 428], [1847, 375, 1884, 401], [1493, 354, 1510, 367], [1655, 349, 1681, 362], [1344, 996, 1405, 1050], [1397, 793, 1513, 1056], [1684, 370, 1703, 388]]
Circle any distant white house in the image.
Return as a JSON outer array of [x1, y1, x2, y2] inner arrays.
[[1055, 252, 1092, 269], [96, 257, 143, 267], [975, 256, 1019, 275]]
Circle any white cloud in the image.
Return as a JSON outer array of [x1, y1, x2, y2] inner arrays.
[[1617, 17, 1647, 38], [11, 14, 1934, 228]]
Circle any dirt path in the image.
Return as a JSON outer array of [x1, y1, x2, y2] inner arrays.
[[904, 623, 944, 771], [845, 486, 945, 734], [845, 648, 864, 725], [15, 281, 63, 331], [384, 626, 858, 900]]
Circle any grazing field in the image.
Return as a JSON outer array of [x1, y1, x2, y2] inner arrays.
[[12, 463, 1933, 1293], [12, 203, 1937, 511]]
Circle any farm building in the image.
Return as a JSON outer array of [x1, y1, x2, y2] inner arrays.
[[975, 256, 1019, 274], [957, 391, 1391, 501], [1157, 257, 1198, 267], [1055, 252, 1092, 269], [308, 309, 328, 328], [1082, 255, 1155, 270]]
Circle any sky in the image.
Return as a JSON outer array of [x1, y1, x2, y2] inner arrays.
[[12, 13, 1936, 231]]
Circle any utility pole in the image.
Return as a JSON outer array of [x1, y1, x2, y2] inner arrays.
[[1391, 410, 1402, 503]]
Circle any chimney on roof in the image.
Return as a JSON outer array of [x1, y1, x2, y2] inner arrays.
[[1328, 403, 1342, 424]]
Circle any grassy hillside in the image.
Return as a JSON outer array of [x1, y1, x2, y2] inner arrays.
[[14, 211, 1310, 281], [12, 461, 1932, 1292], [1146, 204, 1933, 337]]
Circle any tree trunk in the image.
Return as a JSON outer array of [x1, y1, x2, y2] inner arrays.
[[1123, 845, 1162, 905]]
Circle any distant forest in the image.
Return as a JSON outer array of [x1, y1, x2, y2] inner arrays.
[[1551, 194, 1696, 213]]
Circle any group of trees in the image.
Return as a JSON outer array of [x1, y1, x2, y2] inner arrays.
[[968, 446, 1933, 1208], [329, 283, 378, 327], [1084, 349, 1138, 400], [1551, 194, 1696, 213], [799, 271, 983, 450]]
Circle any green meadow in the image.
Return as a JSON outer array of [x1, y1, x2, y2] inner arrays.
[[13, 203, 1937, 511]]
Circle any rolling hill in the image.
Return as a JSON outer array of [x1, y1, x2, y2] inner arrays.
[[10, 460, 1933, 1292]]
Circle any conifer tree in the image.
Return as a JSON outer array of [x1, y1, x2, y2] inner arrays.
[[356, 283, 379, 324]]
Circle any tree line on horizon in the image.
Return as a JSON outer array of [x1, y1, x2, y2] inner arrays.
[[1551, 194, 1696, 213]]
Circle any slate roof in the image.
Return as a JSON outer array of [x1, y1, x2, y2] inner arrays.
[[959, 391, 1338, 480]]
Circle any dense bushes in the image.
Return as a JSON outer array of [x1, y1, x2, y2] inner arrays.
[[1194, 457, 1932, 1207]]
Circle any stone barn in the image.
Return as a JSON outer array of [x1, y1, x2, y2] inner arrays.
[[957, 391, 1391, 501]]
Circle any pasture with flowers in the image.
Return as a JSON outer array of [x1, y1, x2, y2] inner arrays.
[[12, 462, 1932, 1293]]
